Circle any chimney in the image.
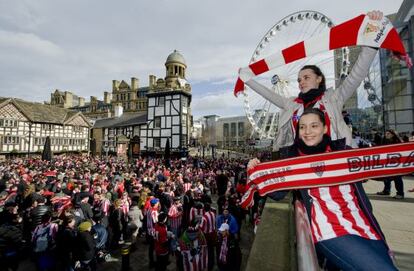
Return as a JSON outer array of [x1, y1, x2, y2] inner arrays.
[[112, 80, 120, 91], [79, 97, 85, 106], [64, 91, 73, 108], [90, 96, 97, 103], [114, 104, 123, 117], [103, 91, 112, 104], [149, 75, 156, 88], [131, 77, 139, 90]]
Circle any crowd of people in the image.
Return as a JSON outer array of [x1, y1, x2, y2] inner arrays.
[[0, 155, 254, 271]]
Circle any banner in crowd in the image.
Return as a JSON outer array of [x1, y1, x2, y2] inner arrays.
[[234, 13, 412, 96], [241, 142, 414, 209]]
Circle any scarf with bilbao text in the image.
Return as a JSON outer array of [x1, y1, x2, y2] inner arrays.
[[234, 14, 412, 96], [240, 142, 414, 209]]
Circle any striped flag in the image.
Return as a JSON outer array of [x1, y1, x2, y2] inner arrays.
[[234, 14, 411, 96], [179, 230, 208, 271], [241, 142, 414, 209]]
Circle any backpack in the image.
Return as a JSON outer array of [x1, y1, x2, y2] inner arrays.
[[33, 225, 51, 253]]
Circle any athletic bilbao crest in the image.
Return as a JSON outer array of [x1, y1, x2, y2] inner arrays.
[[311, 162, 325, 177]]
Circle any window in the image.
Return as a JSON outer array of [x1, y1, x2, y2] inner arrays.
[[0, 119, 18, 127], [154, 117, 161, 128], [73, 126, 81, 132], [182, 114, 187, 126], [231, 123, 236, 137], [34, 137, 45, 146], [238, 122, 245, 137], [42, 124, 54, 131], [223, 123, 229, 137], [4, 136, 20, 144], [154, 138, 161, 148], [182, 96, 188, 107], [181, 135, 187, 147], [158, 97, 165, 106]]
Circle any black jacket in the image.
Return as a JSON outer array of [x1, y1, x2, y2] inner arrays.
[[74, 231, 96, 261], [30, 205, 51, 230]]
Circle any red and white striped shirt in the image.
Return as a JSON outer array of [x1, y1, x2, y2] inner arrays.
[[168, 204, 183, 231], [309, 184, 381, 243], [200, 211, 216, 234], [101, 198, 111, 216], [189, 207, 204, 224], [184, 183, 192, 192], [146, 208, 159, 236]]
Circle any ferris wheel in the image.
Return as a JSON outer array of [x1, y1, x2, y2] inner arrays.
[[243, 10, 351, 139]]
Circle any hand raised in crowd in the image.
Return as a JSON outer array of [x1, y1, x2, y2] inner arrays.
[[367, 10, 383, 21], [247, 158, 261, 171]]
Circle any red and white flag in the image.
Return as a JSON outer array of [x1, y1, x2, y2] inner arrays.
[[234, 14, 412, 96]]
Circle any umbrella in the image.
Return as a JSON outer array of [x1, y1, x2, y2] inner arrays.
[[41, 136, 53, 162]]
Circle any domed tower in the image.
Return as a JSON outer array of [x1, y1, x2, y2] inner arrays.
[[165, 50, 187, 89]]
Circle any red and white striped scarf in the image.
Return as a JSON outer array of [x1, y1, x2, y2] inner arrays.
[[219, 236, 228, 264], [234, 14, 412, 96], [241, 142, 414, 209]]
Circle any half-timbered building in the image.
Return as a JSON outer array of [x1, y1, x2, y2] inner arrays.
[[92, 50, 192, 156], [0, 97, 91, 156]]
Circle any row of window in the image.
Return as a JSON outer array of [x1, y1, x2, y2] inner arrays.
[[153, 136, 187, 148], [153, 115, 188, 129], [33, 137, 86, 146], [223, 122, 245, 137], [0, 119, 18, 127], [0, 120, 85, 132], [156, 96, 189, 107], [3, 136, 20, 144]]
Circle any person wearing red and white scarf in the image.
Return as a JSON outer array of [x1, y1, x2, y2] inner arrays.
[[168, 197, 183, 236], [237, 11, 410, 150], [189, 202, 204, 225], [146, 198, 160, 268], [248, 108, 398, 271], [199, 204, 217, 271]]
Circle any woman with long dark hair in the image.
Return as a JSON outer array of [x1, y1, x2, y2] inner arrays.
[[245, 11, 383, 150], [248, 108, 398, 270]]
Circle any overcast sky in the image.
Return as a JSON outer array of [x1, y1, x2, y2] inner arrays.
[[0, 0, 403, 119]]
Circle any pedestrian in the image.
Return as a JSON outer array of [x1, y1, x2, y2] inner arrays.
[[74, 221, 96, 271], [178, 219, 208, 271], [376, 129, 405, 199], [56, 214, 77, 271], [244, 11, 383, 149], [127, 201, 143, 248], [32, 212, 58, 271], [248, 108, 398, 270], [154, 212, 172, 271], [200, 203, 217, 271]]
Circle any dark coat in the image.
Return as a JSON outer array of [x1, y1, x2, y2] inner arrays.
[[30, 205, 51, 230], [56, 226, 76, 259], [74, 231, 96, 261]]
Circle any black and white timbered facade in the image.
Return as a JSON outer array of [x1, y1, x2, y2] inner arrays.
[[92, 50, 193, 156], [140, 90, 191, 152], [0, 97, 91, 156]]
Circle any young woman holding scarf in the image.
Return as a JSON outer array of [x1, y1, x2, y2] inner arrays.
[[245, 11, 383, 150], [248, 108, 398, 270]]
